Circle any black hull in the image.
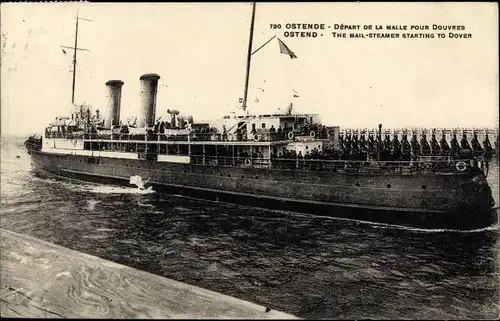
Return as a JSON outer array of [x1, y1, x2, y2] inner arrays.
[[27, 150, 498, 231]]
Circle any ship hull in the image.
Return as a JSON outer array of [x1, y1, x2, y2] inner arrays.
[[27, 150, 497, 230]]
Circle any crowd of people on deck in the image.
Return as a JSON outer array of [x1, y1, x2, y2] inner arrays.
[[147, 120, 330, 142], [262, 131, 496, 172]]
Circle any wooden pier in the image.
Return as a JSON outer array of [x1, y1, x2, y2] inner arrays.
[[0, 228, 299, 319]]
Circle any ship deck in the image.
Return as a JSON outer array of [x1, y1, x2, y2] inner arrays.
[[0, 228, 298, 319]]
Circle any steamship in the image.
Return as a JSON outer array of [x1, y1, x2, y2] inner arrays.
[[25, 4, 497, 230]]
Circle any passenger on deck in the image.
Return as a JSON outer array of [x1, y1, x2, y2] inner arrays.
[[120, 125, 129, 134], [304, 151, 311, 170], [351, 135, 360, 156], [338, 133, 344, 146], [381, 134, 391, 160], [242, 128, 248, 141], [420, 134, 431, 156], [321, 125, 327, 139], [430, 133, 441, 156], [297, 151, 304, 169], [391, 134, 402, 160], [359, 134, 368, 160], [343, 135, 352, 160], [303, 123, 310, 136], [401, 134, 411, 161], [459, 133, 473, 158], [460, 133, 471, 150], [483, 133, 494, 154], [222, 125, 227, 141], [440, 133, 450, 156], [383, 134, 391, 151], [410, 134, 421, 160], [345, 133, 352, 147], [457, 133, 471, 157], [368, 134, 376, 156], [470, 132, 483, 155], [450, 133, 460, 159], [269, 125, 276, 141]]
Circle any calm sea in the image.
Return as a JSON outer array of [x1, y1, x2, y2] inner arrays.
[[1, 136, 499, 319]]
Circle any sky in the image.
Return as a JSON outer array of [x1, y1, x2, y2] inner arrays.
[[1, 2, 498, 136]]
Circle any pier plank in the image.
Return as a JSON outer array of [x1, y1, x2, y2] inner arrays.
[[0, 229, 298, 319]]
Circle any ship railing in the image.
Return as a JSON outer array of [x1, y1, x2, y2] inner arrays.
[[188, 131, 328, 142], [190, 155, 272, 168], [47, 130, 332, 142], [188, 155, 486, 174], [65, 131, 328, 142]]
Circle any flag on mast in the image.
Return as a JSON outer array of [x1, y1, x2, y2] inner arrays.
[[277, 38, 297, 59]]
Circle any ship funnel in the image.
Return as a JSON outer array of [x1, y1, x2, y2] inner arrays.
[[138, 73, 161, 128], [104, 80, 124, 129]]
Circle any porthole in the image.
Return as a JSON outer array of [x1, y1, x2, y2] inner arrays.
[[255, 176, 259, 179], [241, 175, 245, 179], [386, 184, 391, 188], [355, 183, 360, 187], [228, 174, 231, 178], [421, 185, 427, 190]]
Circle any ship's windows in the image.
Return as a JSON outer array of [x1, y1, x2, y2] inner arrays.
[[220, 173, 223, 177], [255, 176, 259, 179], [421, 185, 427, 190], [386, 184, 391, 188], [228, 174, 231, 178], [356, 183, 360, 187], [241, 175, 245, 179]]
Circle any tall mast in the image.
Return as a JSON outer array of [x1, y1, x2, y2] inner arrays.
[[71, 10, 79, 105], [242, 2, 256, 112], [60, 10, 91, 108]]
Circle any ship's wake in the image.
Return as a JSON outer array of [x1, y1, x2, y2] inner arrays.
[[129, 175, 154, 192], [32, 175, 155, 195]]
